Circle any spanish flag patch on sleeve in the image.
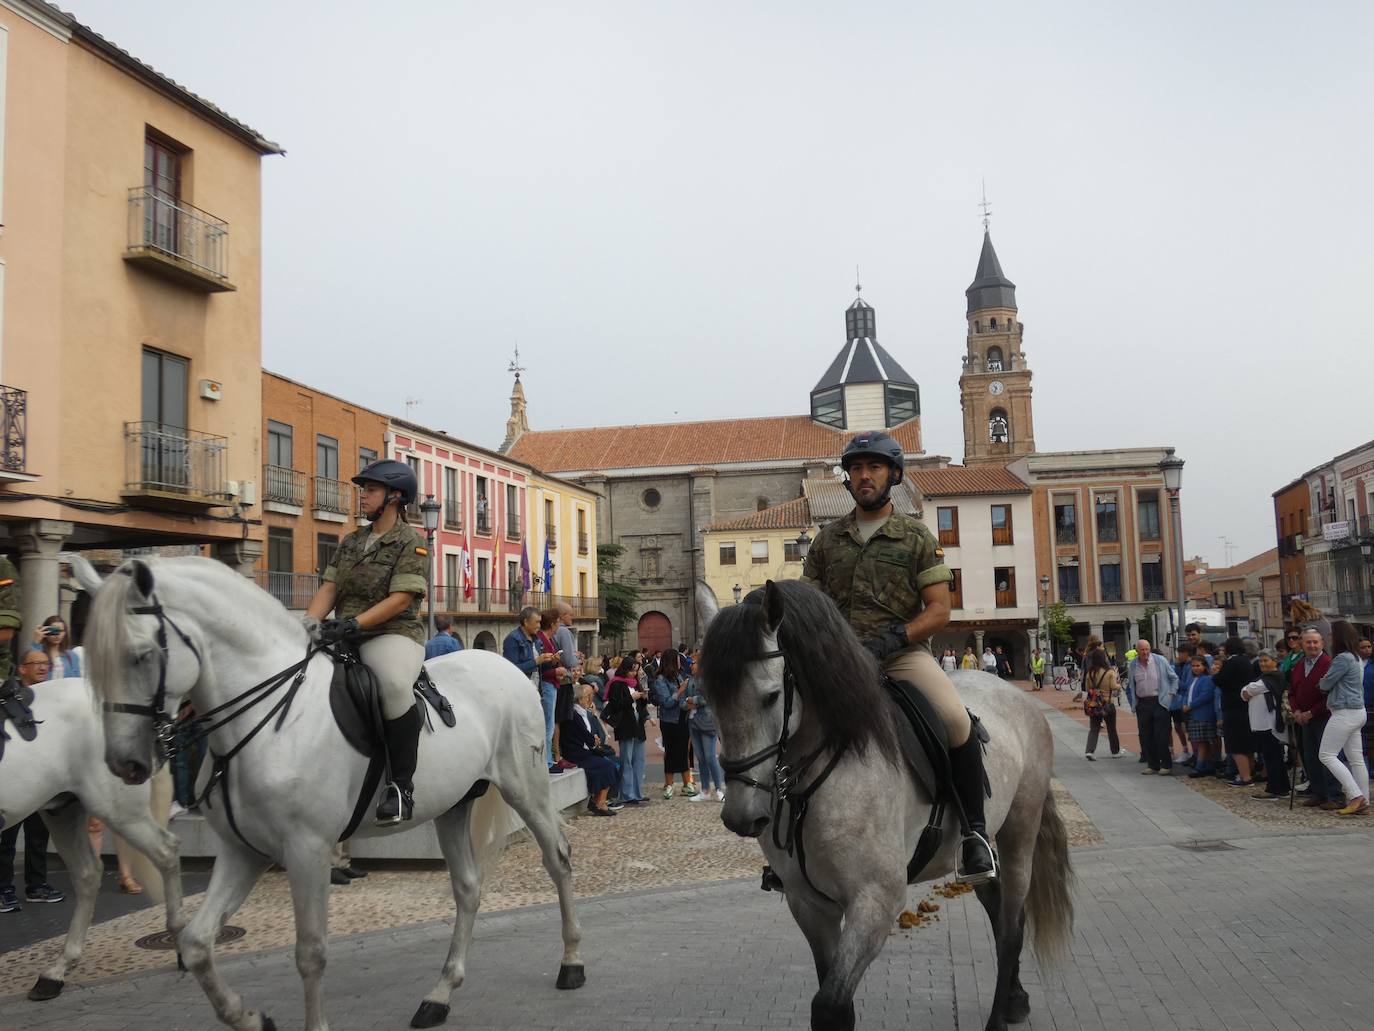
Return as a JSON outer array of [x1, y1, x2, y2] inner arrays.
[[415, 547, 428, 557], [0, 579, 11, 587]]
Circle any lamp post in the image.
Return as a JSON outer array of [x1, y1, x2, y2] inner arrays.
[[732, 584, 742, 605], [796, 529, 812, 561], [1038, 573, 1050, 659], [420, 493, 441, 640], [1159, 452, 1186, 655]]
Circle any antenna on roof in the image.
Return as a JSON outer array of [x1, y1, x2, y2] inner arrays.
[[855, 264, 862, 297], [507, 343, 525, 382], [404, 397, 423, 419], [979, 180, 992, 231]]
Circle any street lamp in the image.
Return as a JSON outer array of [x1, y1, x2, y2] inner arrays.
[[1159, 452, 1186, 655], [1038, 573, 1050, 659], [795, 529, 812, 561], [732, 583, 742, 605], [420, 493, 441, 639]]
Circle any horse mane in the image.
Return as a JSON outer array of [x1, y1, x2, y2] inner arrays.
[[700, 580, 899, 763], [85, 558, 140, 702]]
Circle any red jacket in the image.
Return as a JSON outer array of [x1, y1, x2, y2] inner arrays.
[[1289, 653, 1333, 721]]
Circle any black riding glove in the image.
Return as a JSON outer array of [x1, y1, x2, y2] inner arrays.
[[863, 621, 909, 664], [319, 618, 360, 644]]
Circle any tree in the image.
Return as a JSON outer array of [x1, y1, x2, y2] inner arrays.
[[1042, 601, 1075, 662], [1137, 605, 1162, 644], [597, 543, 638, 649]]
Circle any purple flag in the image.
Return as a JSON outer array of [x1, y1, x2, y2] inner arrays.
[[520, 543, 531, 591]]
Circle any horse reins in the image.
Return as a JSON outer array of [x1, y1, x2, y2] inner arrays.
[[718, 646, 848, 902], [102, 595, 204, 765]]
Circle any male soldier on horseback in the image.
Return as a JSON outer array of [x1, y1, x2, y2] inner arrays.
[[800, 430, 997, 883]]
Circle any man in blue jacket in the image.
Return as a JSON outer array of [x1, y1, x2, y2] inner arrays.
[[1125, 639, 1180, 775], [502, 607, 542, 679], [425, 616, 464, 660]]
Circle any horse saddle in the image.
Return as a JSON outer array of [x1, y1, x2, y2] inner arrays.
[[328, 656, 455, 760], [881, 674, 990, 883], [0, 678, 40, 764]]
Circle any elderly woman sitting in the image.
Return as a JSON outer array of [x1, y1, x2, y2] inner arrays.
[[560, 683, 623, 816]]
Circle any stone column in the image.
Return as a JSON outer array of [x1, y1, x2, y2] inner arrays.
[[1089, 621, 1105, 644], [214, 538, 265, 578], [13, 519, 75, 637], [974, 629, 985, 656]]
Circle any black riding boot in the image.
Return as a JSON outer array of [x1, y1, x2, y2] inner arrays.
[[949, 736, 998, 885], [376, 705, 422, 825]]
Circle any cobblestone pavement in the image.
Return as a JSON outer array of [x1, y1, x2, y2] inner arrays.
[[7, 694, 1374, 1029]]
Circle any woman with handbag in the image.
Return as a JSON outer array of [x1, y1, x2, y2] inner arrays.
[[1082, 648, 1121, 760], [604, 655, 650, 804]]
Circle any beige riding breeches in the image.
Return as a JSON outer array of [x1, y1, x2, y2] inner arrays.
[[883, 648, 973, 747], [360, 635, 425, 721]]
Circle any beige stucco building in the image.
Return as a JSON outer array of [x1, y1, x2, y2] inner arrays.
[[0, 1, 280, 631]]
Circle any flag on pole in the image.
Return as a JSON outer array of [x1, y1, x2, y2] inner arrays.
[[520, 543, 531, 592], [542, 536, 553, 593], [461, 530, 473, 599]]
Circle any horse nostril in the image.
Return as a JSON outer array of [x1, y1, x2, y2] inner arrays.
[[747, 816, 770, 837], [125, 760, 150, 784]]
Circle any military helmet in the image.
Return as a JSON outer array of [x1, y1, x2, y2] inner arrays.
[[352, 459, 418, 505], [840, 431, 905, 483]]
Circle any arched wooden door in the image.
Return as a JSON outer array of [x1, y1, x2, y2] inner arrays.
[[636, 611, 673, 655]]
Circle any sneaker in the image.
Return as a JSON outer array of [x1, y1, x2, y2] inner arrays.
[[688, 793, 709, 803], [25, 885, 65, 904], [1295, 780, 1311, 793], [606, 801, 625, 812], [1084, 753, 1096, 761], [683, 783, 699, 797], [1141, 769, 1157, 776], [0, 887, 19, 913], [714, 789, 726, 802], [662, 785, 674, 800], [1227, 778, 1255, 788], [168, 802, 187, 818], [1251, 791, 1285, 801]]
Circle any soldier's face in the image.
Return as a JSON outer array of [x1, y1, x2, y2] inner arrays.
[[360, 483, 387, 516], [847, 458, 890, 504]]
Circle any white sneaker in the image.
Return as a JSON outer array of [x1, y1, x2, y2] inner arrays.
[[688, 793, 708, 803], [714, 789, 726, 802], [168, 802, 187, 818]]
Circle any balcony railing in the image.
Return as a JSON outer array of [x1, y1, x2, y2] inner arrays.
[[125, 187, 233, 291], [1054, 526, 1077, 545], [546, 528, 558, 548], [1139, 523, 1162, 542], [263, 464, 305, 507], [476, 509, 492, 535], [579, 531, 589, 555], [444, 498, 462, 529], [123, 422, 229, 509], [1143, 584, 1166, 601], [506, 515, 521, 540], [995, 589, 1017, 608], [255, 570, 321, 611], [1097, 526, 1120, 543], [1059, 589, 1082, 604], [1100, 585, 1123, 602], [312, 477, 352, 516], [431, 586, 604, 620], [0, 385, 26, 476], [1335, 588, 1374, 616]]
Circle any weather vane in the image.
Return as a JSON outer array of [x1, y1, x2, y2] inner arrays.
[[979, 180, 992, 231], [507, 343, 525, 381]]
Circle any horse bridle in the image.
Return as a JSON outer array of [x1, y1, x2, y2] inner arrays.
[[718, 646, 846, 863], [102, 593, 203, 766]]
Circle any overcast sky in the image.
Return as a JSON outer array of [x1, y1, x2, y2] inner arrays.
[[82, 1, 1374, 566]]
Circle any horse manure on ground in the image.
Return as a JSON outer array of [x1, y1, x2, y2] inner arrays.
[[932, 880, 973, 898]]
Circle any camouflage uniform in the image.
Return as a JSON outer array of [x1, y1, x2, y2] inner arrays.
[[323, 520, 429, 721], [801, 510, 971, 745], [323, 521, 430, 645], [0, 556, 20, 681]]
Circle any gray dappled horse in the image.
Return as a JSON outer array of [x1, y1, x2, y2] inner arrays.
[[84, 555, 584, 1031], [698, 580, 1073, 1031]]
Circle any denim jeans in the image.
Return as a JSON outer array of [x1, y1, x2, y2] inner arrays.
[[690, 725, 724, 794], [618, 736, 646, 802], [539, 680, 557, 769]]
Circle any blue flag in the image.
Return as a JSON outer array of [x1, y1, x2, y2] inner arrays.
[[542, 536, 553, 591]]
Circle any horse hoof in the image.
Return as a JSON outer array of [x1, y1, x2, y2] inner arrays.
[[411, 1000, 450, 1027], [555, 963, 586, 990], [27, 976, 64, 1001], [1005, 990, 1031, 1024], [260, 1016, 277, 1031], [176, 951, 187, 972]]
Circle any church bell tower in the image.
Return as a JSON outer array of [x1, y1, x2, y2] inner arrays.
[[959, 227, 1035, 465]]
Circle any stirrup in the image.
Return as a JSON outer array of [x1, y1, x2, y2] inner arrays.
[[374, 782, 413, 826], [955, 831, 998, 886]]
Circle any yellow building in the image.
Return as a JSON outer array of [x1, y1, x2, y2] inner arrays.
[[527, 471, 600, 604], [702, 496, 816, 609], [0, 2, 280, 630]]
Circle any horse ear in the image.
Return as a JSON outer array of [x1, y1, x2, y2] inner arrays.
[[695, 579, 720, 632], [763, 580, 784, 633], [129, 559, 154, 599], [62, 552, 104, 593]]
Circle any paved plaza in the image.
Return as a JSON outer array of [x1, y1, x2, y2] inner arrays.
[[4, 695, 1374, 1030]]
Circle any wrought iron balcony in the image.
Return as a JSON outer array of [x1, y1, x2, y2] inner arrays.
[[1100, 585, 1123, 603], [506, 515, 521, 540], [123, 422, 230, 511], [1097, 526, 1120, 544], [444, 498, 462, 529], [125, 187, 234, 292], [1143, 585, 1166, 601], [1054, 526, 1077, 545], [546, 527, 558, 548], [263, 464, 305, 508], [0, 385, 28, 481], [475, 509, 492, 536], [256, 570, 321, 611], [579, 531, 590, 555], [312, 477, 353, 518], [1059, 589, 1082, 604]]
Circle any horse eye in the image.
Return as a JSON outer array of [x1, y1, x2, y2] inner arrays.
[[763, 690, 781, 708]]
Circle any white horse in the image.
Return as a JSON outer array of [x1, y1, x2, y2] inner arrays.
[[699, 581, 1073, 1031], [83, 555, 584, 1031], [0, 672, 183, 1002]]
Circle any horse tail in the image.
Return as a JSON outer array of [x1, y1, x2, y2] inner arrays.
[[1024, 786, 1074, 967], [467, 783, 511, 881], [123, 766, 172, 905]]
